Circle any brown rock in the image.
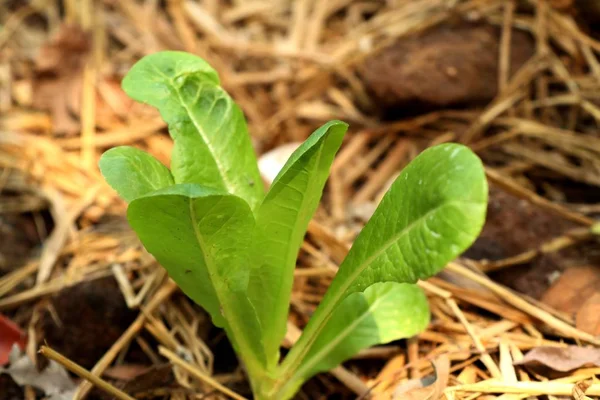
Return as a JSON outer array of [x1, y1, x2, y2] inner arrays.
[[362, 23, 535, 112]]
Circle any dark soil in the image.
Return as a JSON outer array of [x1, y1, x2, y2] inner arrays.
[[576, 0, 600, 25], [39, 277, 138, 369], [0, 213, 41, 275], [0, 375, 23, 400], [465, 186, 600, 299]]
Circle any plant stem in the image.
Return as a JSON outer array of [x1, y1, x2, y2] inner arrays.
[[267, 297, 338, 398]]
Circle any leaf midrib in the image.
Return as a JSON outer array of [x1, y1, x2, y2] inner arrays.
[[337, 199, 482, 298], [264, 137, 327, 311], [149, 64, 234, 191], [115, 155, 170, 193], [187, 196, 261, 370], [176, 88, 234, 190], [277, 198, 483, 387]]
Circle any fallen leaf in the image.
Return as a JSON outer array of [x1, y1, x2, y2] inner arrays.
[[35, 24, 91, 73], [576, 292, 600, 335], [541, 266, 600, 315], [391, 355, 449, 400], [514, 346, 600, 375], [104, 364, 153, 381], [0, 345, 76, 400], [33, 24, 91, 135], [0, 314, 26, 366], [540, 265, 600, 335]]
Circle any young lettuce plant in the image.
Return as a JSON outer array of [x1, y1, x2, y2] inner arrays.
[[99, 51, 488, 400]]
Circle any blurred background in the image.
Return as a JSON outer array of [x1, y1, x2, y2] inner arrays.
[[1, 0, 600, 399]]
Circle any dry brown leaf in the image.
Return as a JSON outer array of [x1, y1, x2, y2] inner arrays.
[[33, 24, 91, 135], [541, 266, 600, 315], [103, 364, 153, 381], [32, 24, 133, 136], [541, 266, 600, 335], [515, 346, 600, 375], [576, 292, 600, 335], [392, 355, 449, 400]]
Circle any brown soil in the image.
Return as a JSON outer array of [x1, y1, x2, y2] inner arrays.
[[464, 186, 599, 298]]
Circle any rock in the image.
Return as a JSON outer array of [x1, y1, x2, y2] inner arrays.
[[362, 22, 535, 114]]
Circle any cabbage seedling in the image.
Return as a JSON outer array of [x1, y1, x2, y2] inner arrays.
[[99, 51, 488, 400]]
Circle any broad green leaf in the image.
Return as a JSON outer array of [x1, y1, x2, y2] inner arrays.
[[127, 184, 266, 369], [278, 143, 487, 385], [99, 146, 174, 202], [327, 143, 487, 297], [122, 51, 264, 210], [279, 282, 429, 398], [247, 120, 348, 368]]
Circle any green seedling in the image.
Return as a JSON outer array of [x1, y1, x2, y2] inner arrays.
[[99, 51, 488, 400]]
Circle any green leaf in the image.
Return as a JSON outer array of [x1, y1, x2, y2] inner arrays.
[[127, 184, 266, 371], [327, 143, 487, 297], [281, 282, 429, 397], [247, 120, 348, 368], [277, 143, 487, 390], [99, 146, 174, 202], [122, 51, 264, 210]]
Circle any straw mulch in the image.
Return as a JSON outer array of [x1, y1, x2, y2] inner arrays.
[[1, 0, 600, 399]]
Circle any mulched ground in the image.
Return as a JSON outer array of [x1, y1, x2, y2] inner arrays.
[[1, 0, 600, 399]]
